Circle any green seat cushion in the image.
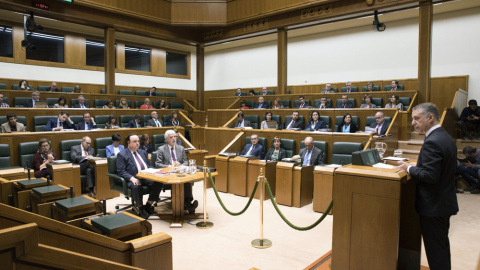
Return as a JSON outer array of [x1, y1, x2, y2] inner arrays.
[[55, 196, 93, 212], [32, 185, 66, 196], [17, 178, 47, 189], [92, 214, 140, 235]]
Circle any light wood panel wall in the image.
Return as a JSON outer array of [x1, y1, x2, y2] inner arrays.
[[171, 1, 227, 25]]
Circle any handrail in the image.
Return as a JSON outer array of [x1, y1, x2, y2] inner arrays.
[[177, 131, 195, 149], [407, 92, 417, 112], [183, 99, 199, 112], [178, 110, 195, 126], [226, 98, 241, 109], [440, 109, 447, 126], [223, 112, 240, 127], [385, 110, 399, 135], [219, 132, 244, 154]]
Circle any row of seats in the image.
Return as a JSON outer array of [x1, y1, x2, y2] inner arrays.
[[236, 85, 405, 96]]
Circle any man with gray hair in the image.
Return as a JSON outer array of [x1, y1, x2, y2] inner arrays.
[[23, 91, 40, 108], [299, 137, 324, 166], [398, 103, 458, 270], [344, 81, 357, 93], [73, 95, 89, 108], [70, 136, 96, 198]]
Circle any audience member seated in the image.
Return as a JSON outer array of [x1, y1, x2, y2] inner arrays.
[[0, 93, 8, 108], [360, 94, 377, 109], [458, 99, 480, 140], [370, 111, 390, 135], [249, 89, 255, 96], [365, 82, 375, 92], [118, 134, 163, 219], [281, 111, 304, 130], [71, 136, 96, 198], [128, 113, 144, 128], [261, 111, 277, 129], [53, 96, 68, 108], [235, 112, 251, 128], [74, 85, 82, 93], [19, 79, 30, 90], [24, 91, 40, 108], [316, 96, 330, 109], [322, 83, 333, 93], [236, 88, 242, 97], [337, 94, 353, 108], [385, 94, 403, 110], [390, 80, 399, 91], [305, 110, 327, 131], [145, 86, 157, 96], [337, 113, 358, 133], [44, 111, 76, 131], [103, 99, 116, 109], [77, 112, 97, 130], [140, 98, 154, 109], [158, 99, 168, 109], [155, 130, 198, 213], [255, 96, 269, 109], [299, 137, 324, 166], [261, 86, 269, 95], [140, 134, 154, 154], [457, 146, 480, 194], [295, 96, 309, 109], [240, 134, 264, 159], [1, 113, 25, 133], [146, 111, 163, 127], [47, 82, 59, 92], [106, 133, 124, 158], [239, 100, 249, 110], [73, 95, 89, 108], [168, 110, 181, 126], [265, 136, 287, 161], [118, 98, 130, 109], [271, 98, 284, 109], [344, 81, 357, 93], [33, 138, 56, 179], [105, 114, 120, 129]]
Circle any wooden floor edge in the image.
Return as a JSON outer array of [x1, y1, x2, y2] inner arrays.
[[304, 250, 332, 270]]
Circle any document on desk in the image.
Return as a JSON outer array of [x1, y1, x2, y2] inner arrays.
[[372, 163, 397, 169], [141, 168, 162, 174]]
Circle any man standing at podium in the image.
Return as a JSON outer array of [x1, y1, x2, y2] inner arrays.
[[398, 103, 458, 270]]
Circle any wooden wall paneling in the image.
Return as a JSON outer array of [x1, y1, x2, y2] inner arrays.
[[277, 28, 287, 94], [116, 43, 125, 71], [171, 2, 227, 25], [430, 76, 468, 112], [105, 28, 115, 95], [12, 25, 25, 62], [196, 44, 205, 110], [418, 0, 433, 104], [152, 48, 165, 77], [65, 35, 86, 67]]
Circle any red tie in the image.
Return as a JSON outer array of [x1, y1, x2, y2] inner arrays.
[[84, 149, 88, 156], [133, 152, 145, 170]]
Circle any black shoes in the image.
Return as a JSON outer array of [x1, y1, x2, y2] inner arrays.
[[144, 203, 156, 215], [471, 188, 480, 194], [137, 205, 150, 219], [184, 200, 198, 214]]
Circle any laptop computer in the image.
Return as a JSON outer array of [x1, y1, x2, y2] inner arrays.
[[34, 101, 48, 108], [265, 121, 277, 129]]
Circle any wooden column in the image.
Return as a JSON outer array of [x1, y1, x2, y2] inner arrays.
[[277, 28, 287, 95], [104, 28, 115, 95], [196, 43, 205, 110], [418, 0, 433, 103]]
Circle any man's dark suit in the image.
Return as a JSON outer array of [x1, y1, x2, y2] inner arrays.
[[47, 87, 60, 92], [146, 118, 163, 127], [77, 121, 97, 130], [70, 145, 96, 191], [299, 147, 324, 165], [240, 143, 264, 159], [281, 118, 304, 130], [117, 148, 162, 206], [128, 120, 144, 128], [337, 103, 353, 109], [370, 121, 390, 135], [305, 121, 327, 131], [72, 103, 89, 108], [235, 120, 251, 128], [23, 99, 36, 108], [145, 91, 156, 96], [294, 103, 308, 109], [409, 126, 458, 270], [254, 102, 269, 109], [44, 118, 76, 131]]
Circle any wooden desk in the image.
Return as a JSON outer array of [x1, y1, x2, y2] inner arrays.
[[47, 163, 82, 196], [0, 168, 28, 180], [204, 155, 217, 188], [275, 162, 314, 207], [228, 156, 257, 196], [186, 149, 208, 168], [89, 159, 119, 200], [12, 178, 48, 210], [137, 168, 218, 228], [313, 166, 337, 215], [215, 155, 234, 192], [247, 160, 277, 200], [0, 178, 13, 204]]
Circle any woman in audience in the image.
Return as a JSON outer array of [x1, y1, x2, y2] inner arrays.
[[265, 136, 287, 162], [117, 98, 130, 109], [74, 85, 82, 93], [249, 89, 255, 96], [140, 98, 154, 109], [385, 94, 403, 110], [271, 98, 284, 109], [53, 96, 68, 108], [103, 99, 115, 109], [106, 133, 124, 158], [19, 80, 30, 90], [365, 82, 374, 92], [140, 134, 154, 154], [168, 110, 181, 126], [105, 114, 120, 129], [261, 111, 277, 129], [336, 113, 358, 133], [33, 138, 57, 179], [239, 100, 249, 109], [360, 94, 377, 109], [158, 99, 168, 109], [305, 110, 327, 131]]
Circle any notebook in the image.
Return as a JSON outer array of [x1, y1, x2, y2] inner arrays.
[[265, 121, 277, 129], [34, 101, 48, 108]]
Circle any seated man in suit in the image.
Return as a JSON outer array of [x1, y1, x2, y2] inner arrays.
[[337, 94, 353, 108], [295, 96, 308, 109], [70, 136, 96, 198], [155, 130, 198, 213], [128, 113, 144, 128], [370, 111, 390, 135], [261, 87, 269, 95], [77, 112, 97, 130], [47, 82, 59, 92], [299, 137, 324, 166], [106, 133, 124, 158], [322, 83, 333, 93], [254, 96, 269, 109], [146, 111, 163, 127], [23, 91, 40, 108], [240, 134, 264, 159], [44, 111, 76, 131], [1, 113, 25, 133], [390, 80, 399, 91], [344, 81, 357, 93], [0, 93, 8, 108], [316, 96, 331, 109], [117, 134, 162, 219], [281, 111, 304, 130], [145, 86, 157, 96], [235, 112, 251, 128], [72, 95, 89, 108], [235, 88, 242, 96]]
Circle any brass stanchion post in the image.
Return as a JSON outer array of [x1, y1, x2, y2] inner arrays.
[[251, 168, 272, 248], [196, 160, 214, 229]]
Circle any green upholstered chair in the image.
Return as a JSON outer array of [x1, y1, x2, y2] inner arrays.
[[165, 92, 176, 97], [331, 142, 363, 165], [12, 84, 19, 90], [244, 115, 260, 129], [118, 90, 133, 95], [95, 137, 112, 158], [136, 91, 147, 96], [34, 116, 56, 132], [322, 88, 338, 93], [245, 100, 255, 108], [239, 92, 246, 96], [120, 115, 135, 127], [2, 96, 8, 106], [135, 100, 144, 109], [169, 101, 184, 110], [69, 115, 84, 127], [162, 115, 172, 125], [18, 142, 38, 168], [286, 90, 291, 94], [384, 85, 404, 91], [14, 97, 30, 107], [341, 87, 359, 92], [46, 98, 58, 108], [362, 86, 380, 91], [71, 99, 91, 108], [283, 115, 305, 129], [254, 91, 260, 95], [94, 115, 110, 129], [0, 144, 12, 168], [361, 98, 383, 107], [116, 99, 133, 108], [245, 136, 267, 151], [100, 89, 105, 94], [271, 139, 296, 158], [94, 99, 108, 108], [60, 139, 82, 162], [313, 99, 332, 108], [61, 87, 74, 93], [335, 98, 357, 108], [280, 100, 290, 108], [0, 83, 6, 89], [399, 97, 412, 110], [293, 99, 311, 108], [365, 116, 392, 130], [38, 86, 50, 91], [152, 134, 165, 150], [142, 115, 152, 124], [319, 115, 331, 129], [266, 90, 274, 95], [300, 140, 328, 164], [91, 213, 141, 237], [334, 115, 359, 131], [263, 100, 272, 108]]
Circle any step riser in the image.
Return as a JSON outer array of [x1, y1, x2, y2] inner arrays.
[[397, 143, 423, 151]]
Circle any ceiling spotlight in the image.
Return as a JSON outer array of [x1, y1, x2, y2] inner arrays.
[[373, 10, 386, 32]]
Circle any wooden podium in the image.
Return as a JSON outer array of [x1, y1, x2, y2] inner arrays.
[[215, 155, 234, 192], [247, 160, 277, 200], [331, 165, 421, 270], [88, 159, 119, 201], [313, 166, 336, 214], [228, 156, 257, 196], [275, 162, 314, 207], [47, 163, 81, 196]]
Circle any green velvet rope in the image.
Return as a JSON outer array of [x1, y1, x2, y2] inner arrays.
[[208, 171, 259, 216], [265, 181, 333, 231]]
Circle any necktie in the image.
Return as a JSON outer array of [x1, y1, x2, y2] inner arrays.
[[258, 103, 262, 108], [300, 103, 304, 108], [84, 149, 88, 156], [343, 104, 346, 108], [137, 123, 140, 128], [155, 120, 159, 127], [246, 145, 255, 156], [376, 125, 380, 135], [171, 147, 177, 162], [303, 150, 311, 166], [287, 120, 295, 129], [133, 152, 145, 170]]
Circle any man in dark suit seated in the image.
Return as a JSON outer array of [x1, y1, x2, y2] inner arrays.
[[370, 111, 390, 135], [72, 95, 89, 108], [337, 94, 353, 108], [235, 88, 242, 97], [128, 113, 144, 128], [44, 111, 76, 131], [77, 112, 97, 130], [390, 80, 399, 91], [240, 134, 264, 159], [155, 130, 198, 213], [145, 86, 157, 96], [146, 111, 163, 127], [235, 112, 251, 128], [457, 99, 480, 140], [295, 96, 308, 109], [23, 91, 40, 108], [70, 136, 96, 198], [322, 83, 333, 93], [280, 111, 304, 130], [299, 137, 324, 166], [344, 81, 357, 93], [316, 96, 331, 109], [398, 103, 458, 270], [117, 134, 163, 219], [47, 82, 60, 92], [254, 96, 269, 109], [261, 86, 269, 95]]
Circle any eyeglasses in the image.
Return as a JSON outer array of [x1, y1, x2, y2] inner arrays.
[[41, 144, 49, 147]]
